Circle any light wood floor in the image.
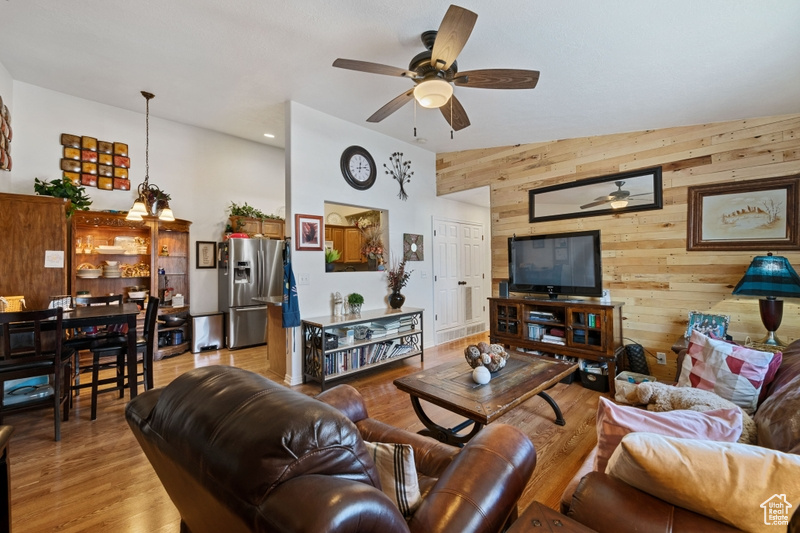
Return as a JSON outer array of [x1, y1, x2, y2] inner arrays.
[[6, 332, 600, 532]]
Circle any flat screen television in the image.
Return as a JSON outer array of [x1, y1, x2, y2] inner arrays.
[[508, 230, 602, 299]]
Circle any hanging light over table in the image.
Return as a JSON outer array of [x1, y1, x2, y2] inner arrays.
[[126, 91, 175, 222]]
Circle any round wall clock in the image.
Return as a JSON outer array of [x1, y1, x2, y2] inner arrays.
[[340, 145, 376, 190], [403, 233, 424, 261]]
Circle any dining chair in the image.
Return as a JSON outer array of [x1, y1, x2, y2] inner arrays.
[[83, 297, 159, 420], [65, 294, 126, 392], [67, 295, 128, 420], [0, 307, 73, 441]]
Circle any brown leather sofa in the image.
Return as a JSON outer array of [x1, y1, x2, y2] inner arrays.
[[562, 339, 800, 532], [125, 365, 537, 533]]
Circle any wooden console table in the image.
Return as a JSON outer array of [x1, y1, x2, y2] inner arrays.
[[489, 297, 624, 395]]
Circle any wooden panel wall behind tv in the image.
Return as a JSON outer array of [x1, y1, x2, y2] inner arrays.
[[437, 113, 800, 381]]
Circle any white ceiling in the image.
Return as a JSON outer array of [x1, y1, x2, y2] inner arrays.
[[1, 1, 799, 155]]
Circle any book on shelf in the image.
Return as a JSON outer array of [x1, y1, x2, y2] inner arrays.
[[541, 334, 566, 345]]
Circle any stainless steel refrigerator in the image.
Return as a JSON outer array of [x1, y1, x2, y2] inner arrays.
[[218, 238, 284, 349]]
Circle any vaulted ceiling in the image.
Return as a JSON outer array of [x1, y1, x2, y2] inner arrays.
[[1, 1, 798, 154]]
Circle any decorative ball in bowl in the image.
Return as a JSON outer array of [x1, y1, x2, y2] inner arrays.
[[464, 342, 508, 373]]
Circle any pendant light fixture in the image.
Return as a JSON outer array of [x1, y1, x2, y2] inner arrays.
[[126, 91, 175, 222]]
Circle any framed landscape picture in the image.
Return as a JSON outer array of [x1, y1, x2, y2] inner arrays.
[[687, 175, 800, 251]]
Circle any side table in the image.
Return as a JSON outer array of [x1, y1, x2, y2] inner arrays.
[[507, 502, 595, 533]]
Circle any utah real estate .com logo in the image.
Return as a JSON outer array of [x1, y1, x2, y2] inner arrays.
[[761, 494, 792, 526]]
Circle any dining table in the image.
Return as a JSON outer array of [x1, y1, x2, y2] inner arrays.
[[62, 302, 142, 399]]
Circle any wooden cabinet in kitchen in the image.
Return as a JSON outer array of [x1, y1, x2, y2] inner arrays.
[[324, 225, 364, 264]]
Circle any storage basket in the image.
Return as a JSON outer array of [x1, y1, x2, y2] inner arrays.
[[0, 296, 25, 313]]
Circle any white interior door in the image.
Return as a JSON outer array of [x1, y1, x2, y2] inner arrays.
[[461, 223, 484, 325], [434, 219, 462, 331], [433, 218, 486, 341]]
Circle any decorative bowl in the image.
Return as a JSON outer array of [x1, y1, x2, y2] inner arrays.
[[161, 315, 185, 327], [464, 342, 508, 373]]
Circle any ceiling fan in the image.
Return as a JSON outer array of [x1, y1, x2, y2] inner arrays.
[[580, 181, 653, 210], [332, 4, 540, 131]]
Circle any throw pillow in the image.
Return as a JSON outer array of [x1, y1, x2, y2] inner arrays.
[[594, 396, 742, 473], [758, 350, 783, 406], [607, 433, 800, 533], [363, 441, 421, 518], [679, 330, 775, 414]]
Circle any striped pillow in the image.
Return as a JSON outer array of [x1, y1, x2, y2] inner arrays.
[[363, 441, 421, 518]]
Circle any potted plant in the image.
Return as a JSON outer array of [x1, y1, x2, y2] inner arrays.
[[387, 258, 412, 309], [325, 248, 341, 272], [347, 292, 364, 315], [34, 176, 92, 217], [144, 185, 171, 215], [228, 201, 283, 235]]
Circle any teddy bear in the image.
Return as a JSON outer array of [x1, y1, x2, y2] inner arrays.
[[634, 381, 757, 444]]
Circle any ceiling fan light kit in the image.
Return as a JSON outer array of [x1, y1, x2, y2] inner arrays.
[[414, 78, 453, 108], [333, 4, 539, 134]]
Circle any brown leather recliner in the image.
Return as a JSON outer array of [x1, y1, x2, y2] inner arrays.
[[125, 365, 537, 533]]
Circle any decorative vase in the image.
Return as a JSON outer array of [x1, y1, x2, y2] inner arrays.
[[325, 262, 335, 272], [389, 291, 405, 309], [349, 303, 362, 315], [367, 256, 378, 271]]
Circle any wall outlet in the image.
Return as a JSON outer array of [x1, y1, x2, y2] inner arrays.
[[420, 270, 428, 279], [298, 273, 310, 285], [656, 352, 667, 365]]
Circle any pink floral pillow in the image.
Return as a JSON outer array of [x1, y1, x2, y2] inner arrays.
[[679, 331, 775, 414], [594, 396, 742, 473]]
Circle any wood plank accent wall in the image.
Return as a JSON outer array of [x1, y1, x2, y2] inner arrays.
[[436, 114, 800, 381]]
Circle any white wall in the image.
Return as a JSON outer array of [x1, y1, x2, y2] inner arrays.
[[284, 101, 489, 384], [0, 59, 12, 192], [6, 82, 285, 313]]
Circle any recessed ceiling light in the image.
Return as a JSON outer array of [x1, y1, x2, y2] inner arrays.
[[263, 133, 275, 138]]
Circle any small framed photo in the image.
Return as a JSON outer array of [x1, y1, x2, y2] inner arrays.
[[196, 241, 217, 269], [295, 214, 324, 251], [685, 311, 730, 339]]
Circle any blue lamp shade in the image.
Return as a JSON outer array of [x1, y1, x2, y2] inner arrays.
[[732, 255, 800, 297]]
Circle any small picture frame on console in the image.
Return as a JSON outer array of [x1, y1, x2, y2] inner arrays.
[[685, 311, 730, 339]]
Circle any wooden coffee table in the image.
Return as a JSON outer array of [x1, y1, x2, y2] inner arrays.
[[394, 352, 578, 446]]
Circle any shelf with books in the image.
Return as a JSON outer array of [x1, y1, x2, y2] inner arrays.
[[302, 307, 424, 390], [489, 297, 624, 395]]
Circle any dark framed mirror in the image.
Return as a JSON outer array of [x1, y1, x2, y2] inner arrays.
[[529, 167, 663, 223]]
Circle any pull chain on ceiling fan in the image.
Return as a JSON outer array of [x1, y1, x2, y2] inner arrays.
[[332, 4, 540, 132]]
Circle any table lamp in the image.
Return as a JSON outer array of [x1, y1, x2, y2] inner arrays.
[[732, 253, 800, 346]]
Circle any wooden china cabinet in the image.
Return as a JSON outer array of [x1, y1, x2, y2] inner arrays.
[[70, 210, 192, 359]]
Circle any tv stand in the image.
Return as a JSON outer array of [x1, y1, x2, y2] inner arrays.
[[489, 297, 624, 395]]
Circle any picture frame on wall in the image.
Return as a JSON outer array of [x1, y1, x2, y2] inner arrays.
[[196, 241, 217, 269], [686, 175, 800, 251], [295, 214, 324, 251]]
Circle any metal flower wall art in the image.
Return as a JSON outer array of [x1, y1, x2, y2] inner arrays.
[[384, 152, 414, 201]]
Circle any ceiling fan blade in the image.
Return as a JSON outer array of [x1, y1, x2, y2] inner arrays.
[[333, 58, 417, 78], [580, 199, 612, 210], [367, 89, 415, 123], [454, 69, 540, 89], [439, 94, 470, 131], [626, 192, 653, 198], [431, 5, 478, 71]]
